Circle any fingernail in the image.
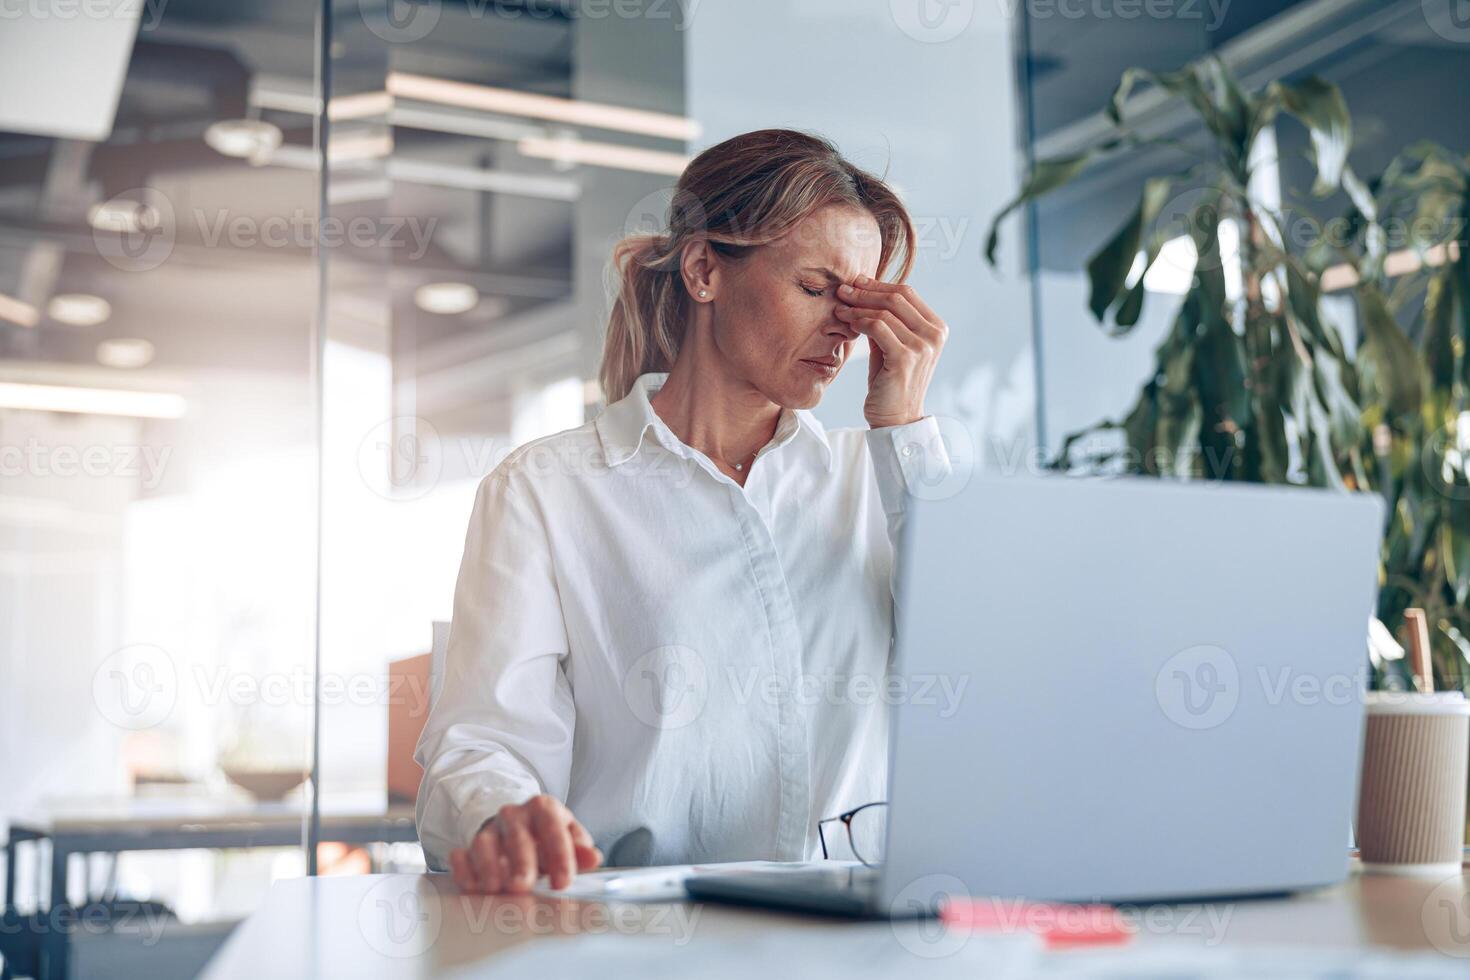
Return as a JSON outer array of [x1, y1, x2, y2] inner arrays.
[[838, 283, 853, 295]]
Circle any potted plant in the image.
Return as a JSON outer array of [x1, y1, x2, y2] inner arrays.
[[985, 56, 1469, 696]]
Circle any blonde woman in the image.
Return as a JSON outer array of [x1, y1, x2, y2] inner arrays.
[[416, 129, 951, 893]]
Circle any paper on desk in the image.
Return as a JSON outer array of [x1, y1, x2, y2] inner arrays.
[[530, 860, 846, 902]]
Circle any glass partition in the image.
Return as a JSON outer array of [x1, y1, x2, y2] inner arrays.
[[309, 0, 589, 874], [0, 0, 321, 973], [307, 0, 1037, 886]]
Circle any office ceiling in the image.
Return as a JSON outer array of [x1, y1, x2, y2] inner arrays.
[[0, 0, 580, 390]]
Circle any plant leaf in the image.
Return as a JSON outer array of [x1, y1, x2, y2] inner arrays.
[[1084, 175, 1175, 326], [1357, 282, 1425, 419], [1340, 165, 1377, 224], [1447, 508, 1470, 607], [1313, 354, 1362, 449], [1423, 267, 1457, 392], [1109, 62, 1241, 165], [1199, 57, 1253, 164], [1268, 76, 1352, 195], [984, 153, 1094, 266]]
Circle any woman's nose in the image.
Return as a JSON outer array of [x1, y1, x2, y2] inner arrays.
[[828, 307, 859, 341]]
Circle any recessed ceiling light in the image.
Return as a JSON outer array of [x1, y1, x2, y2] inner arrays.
[[414, 282, 479, 315], [47, 293, 112, 326], [204, 118, 284, 164], [96, 338, 156, 369]]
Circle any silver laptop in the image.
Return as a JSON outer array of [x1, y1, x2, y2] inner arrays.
[[686, 475, 1385, 917]]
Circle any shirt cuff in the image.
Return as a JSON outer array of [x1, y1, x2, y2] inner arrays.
[[865, 416, 952, 516], [421, 784, 536, 872]]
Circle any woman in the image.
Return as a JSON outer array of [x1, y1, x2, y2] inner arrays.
[[415, 128, 951, 894]]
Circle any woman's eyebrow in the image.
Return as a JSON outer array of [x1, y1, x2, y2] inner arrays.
[[800, 266, 846, 283]]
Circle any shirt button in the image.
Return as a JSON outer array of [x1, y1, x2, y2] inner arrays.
[[901, 445, 914, 458]]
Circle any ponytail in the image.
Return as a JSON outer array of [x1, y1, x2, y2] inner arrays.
[[598, 233, 687, 403]]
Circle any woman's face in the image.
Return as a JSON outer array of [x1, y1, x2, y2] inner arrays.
[[701, 204, 883, 409]]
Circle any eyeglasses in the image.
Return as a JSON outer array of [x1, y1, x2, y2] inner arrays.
[[817, 801, 888, 867]]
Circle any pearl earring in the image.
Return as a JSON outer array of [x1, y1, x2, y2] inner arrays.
[[698, 289, 708, 298]]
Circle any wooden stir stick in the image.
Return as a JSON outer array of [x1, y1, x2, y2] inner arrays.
[[1403, 608, 1434, 693]]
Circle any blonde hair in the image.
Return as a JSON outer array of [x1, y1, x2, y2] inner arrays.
[[598, 128, 917, 403]]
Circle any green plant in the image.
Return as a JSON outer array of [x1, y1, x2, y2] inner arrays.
[[985, 56, 1469, 693]]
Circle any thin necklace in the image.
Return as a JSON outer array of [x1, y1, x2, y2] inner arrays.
[[722, 446, 760, 472]]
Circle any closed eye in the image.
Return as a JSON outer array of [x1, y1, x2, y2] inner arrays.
[[799, 283, 826, 297]]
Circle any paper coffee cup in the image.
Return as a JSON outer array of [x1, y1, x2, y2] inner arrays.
[[1356, 691, 1470, 875]]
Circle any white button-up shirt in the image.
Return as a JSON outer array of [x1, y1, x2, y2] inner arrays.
[[415, 372, 951, 870]]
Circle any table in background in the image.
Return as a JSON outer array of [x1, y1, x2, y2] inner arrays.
[[3, 793, 419, 980]]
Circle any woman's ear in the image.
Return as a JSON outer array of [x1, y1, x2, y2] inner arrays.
[[679, 238, 719, 302]]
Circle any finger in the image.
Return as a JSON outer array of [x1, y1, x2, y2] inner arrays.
[[855, 274, 941, 323], [450, 848, 480, 893], [568, 820, 603, 871], [841, 281, 942, 344], [529, 803, 577, 890], [497, 811, 541, 893], [575, 844, 603, 871], [849, 316, 905, 363], [470, 827, 502, 893], [839, 281, 928, 333], [838, 305, 918, 347]]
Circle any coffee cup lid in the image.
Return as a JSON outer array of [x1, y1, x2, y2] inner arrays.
[[1364, 690, 1470, 716]]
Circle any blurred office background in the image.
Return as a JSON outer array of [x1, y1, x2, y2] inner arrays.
[[0, 0, 1465, 977]]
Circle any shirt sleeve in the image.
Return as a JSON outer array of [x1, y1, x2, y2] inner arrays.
[[413, 470, 575, 871], [864, 417, 953, 632], [864, 415, 952, 546]]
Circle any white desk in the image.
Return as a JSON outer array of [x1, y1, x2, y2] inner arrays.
[[199, 863, 1470, 978]]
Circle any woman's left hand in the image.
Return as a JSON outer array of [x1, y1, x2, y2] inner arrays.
[[835, 275, 948, 429]]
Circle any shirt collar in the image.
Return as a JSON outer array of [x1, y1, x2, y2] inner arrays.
[[595, 371, 834, 472]]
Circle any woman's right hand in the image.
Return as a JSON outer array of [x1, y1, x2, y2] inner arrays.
[[448, 794, 603, 893]]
